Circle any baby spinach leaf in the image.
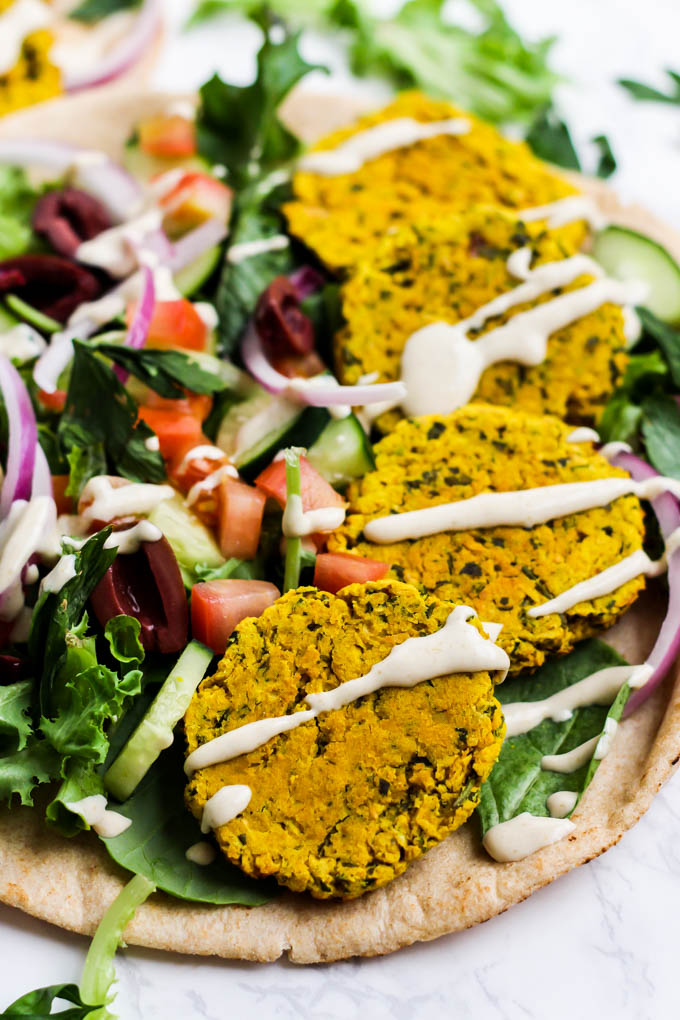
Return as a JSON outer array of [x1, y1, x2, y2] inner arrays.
[[525, 105, 580, 170], [69, 0, 140, 23], [92, 343, 225, 399], [102, 742, 277, 906], [1, 982, 101, 1018], [641, 393, 680, 480], [637, 307, 680, 387], [478, 640, 628, 834], [619, 70, 680, 105], [59, 342, 166, 485]]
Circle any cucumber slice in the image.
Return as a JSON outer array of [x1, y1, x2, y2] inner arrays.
[[0, 303, 19, 331], [307, 414, 375, 487], [148, 494, 225, 586], [123, 141, 208, 182], [104, 640, 213, 801], [174, 245, 222, 297], [216, 385, 330, 480], [592, 226, 680, 324], [5, 294, 61, 334]]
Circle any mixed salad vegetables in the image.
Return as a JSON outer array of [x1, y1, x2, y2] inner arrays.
[[1, 14, 680, 1018]]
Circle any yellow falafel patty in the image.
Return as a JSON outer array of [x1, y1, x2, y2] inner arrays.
[[284, 92, 583, 273], [184, 581, 505, 900], [0, 0, 60, 117], [328, 406, 647, 675], [335, 206, 628, 431]]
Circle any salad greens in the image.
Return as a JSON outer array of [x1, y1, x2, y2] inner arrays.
[[478, 640, 629, 834], [92, 343, 227, 399], [525, 106, 616, 179], [0, 167, 40, 260], [1, 983, 102, 1019], [282, 447, 303, 591], [619, 69, 680, 106], [188, 0, 560, 126], [69, 0, 142, 23]]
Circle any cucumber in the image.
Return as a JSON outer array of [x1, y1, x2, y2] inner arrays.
[[5, 294, 61, 334], [174, 245, 222, 297], [104, 640, 213, 801], [123, 141, 208, 182], [0, 303, 19, 331], [592, 225, 680, 324], [216, 384, 330, 480], [307, 414, 375, 487], [148, 494, 225, 586]]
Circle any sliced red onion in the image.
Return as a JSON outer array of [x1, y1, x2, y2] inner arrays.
[[32, 445, 53, 501], [62, 0, 162, 93], [0, 140, 142, 222], [168, 219, 228, 273], [33, 326, 84, 394], [114, 265, 155, 384], [611, 450, 680, 714], [241, 323, 406, 407], [289, 266, 325, 300], [0, 355, 37, 516]]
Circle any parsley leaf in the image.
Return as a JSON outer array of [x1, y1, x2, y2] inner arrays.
[[93, 342, 226, 398], [641, 393, 680, 481], [592, 133, 617, 179], [525, 105, 581, 170], [619, 69, 680, 105], [69, 0, 141, 23], [58, 342, 166, 487]]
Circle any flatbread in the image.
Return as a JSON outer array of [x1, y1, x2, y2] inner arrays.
[[0, 88, 678, 964]]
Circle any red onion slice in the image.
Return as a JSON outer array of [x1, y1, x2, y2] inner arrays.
[[610, 450, 680, 714], [289, 266, 325, 300], [32, 445, 53, 501], [0, 355, 38, 516], [241, 324, 406, 407], [62, 0, 163, 93], [114, 265, 155, 383], [168, 219, 228, 273], [0, 140, 142, 222]]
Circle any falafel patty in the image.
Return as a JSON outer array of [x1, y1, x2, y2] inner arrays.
[[334, 206, 628, 432], [284, 92, 584, 273], [327, 406, 647, 675], [184, 581, 505, 899]]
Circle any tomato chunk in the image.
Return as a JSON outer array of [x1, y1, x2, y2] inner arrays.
[[145, 391, 213, 421], [128, 298, 208, 352], [314, 552, 388, 594], [158, 171, 233, 237], [51, 474, 73, 515], [137, 406, 204, 462], [37, 388, 66, 413], [139, 114, 196, 157], [217, 478, 266, 560], [255, 455, 345, 512], [191, 579, 280, 654]]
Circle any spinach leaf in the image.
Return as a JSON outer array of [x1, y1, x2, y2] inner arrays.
[[592, 134, 617, 179], [93, 343, 226, 399], [619, 70, 680, 105], [525, 105, 581, 170], [102, 741, 277, 906], [58, 342, 166, 486], [1, 982, 101, 1018], [478, 640, 628, 834], [0, 166, 40, 259], [69, 0, 141, 23], [637, 307, 680, 387], [641, 393, 680, 480], [65, 444, 107, 502]]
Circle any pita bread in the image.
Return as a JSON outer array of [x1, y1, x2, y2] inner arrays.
[[0, 88, 678, 964]]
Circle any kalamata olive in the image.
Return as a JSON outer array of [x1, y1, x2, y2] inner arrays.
[[32, 188, 113, 258], [90, 535, 188, 654], [255, 275, 314, 356], [0, 254, 104, 323], [0, 655, 27, 685]]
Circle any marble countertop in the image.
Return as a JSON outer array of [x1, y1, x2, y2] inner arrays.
[[2, 1, 680, 1017]]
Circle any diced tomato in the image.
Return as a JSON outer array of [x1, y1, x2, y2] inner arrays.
[[37, 388, 66, 413], [127, 298, 209, 352], [158, 171, 233, 237], [314, 552, 389, 595], [169, 448, 226, 495], [255, 455, 345, 512], [217, 478, 266, 560], [191, 579, 280, 654], [271, 350, 326, 380], [51, 474, 73, 515], [145, 390, 213, 422], [137, 406, 204, 462], [138, 114, 196, 157]]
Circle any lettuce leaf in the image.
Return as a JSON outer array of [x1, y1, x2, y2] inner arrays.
[[0, 166, 39, 260], [478, 640, 628, 834], [1, 982, 101, 1018]]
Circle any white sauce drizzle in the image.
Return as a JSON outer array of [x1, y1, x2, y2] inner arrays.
[[185, 841, 216, 866], [282, 494, 346, 538], [503, 665, 636, 737], [483, 812, 576, 863], [185, 606, 509, 776], [599, 441, 633, 461], [567, 427, 600, 443], [546, 791, 578, 819], [80, 476, 174, 524], [40, 553, 76, 594], [622, 305, 643, 345], [177, 444, 227, 472], [144, 435, 160, 452], [185, 464, 238, 507], [24, 563, 39, 585], [76, 209, 162, 278], [226, 236, 289, 265], [165, 99, 195, 121], [363, 474, 680, 544], [194, 302, 219, 331], [298, 117, 470, 176], [540, 736, 600, 774], [200, 784, 252, 833], [0, 324, 46, 362], [104, 521, 162, 554], [400, 253, 647, 418], [0, 497, 58, 623], [65, 794, 131, 839], [594, 716, 619, 760], [0, 0, 51, 75], [518, 196, 607, 231]]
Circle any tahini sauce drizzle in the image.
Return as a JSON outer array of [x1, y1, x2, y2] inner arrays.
[[540, 736, 600, 774], [546, 791, 579, 819], [518, 196, 607, 231], [65, 794, 131, 839], [483, 813, 576, 863], [282, 495, 346, 538], [297, 118, 470, 176], [226, 235, 289, 264]]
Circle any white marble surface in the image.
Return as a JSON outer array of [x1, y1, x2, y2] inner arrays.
[[2, 1, 680, 1016]]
